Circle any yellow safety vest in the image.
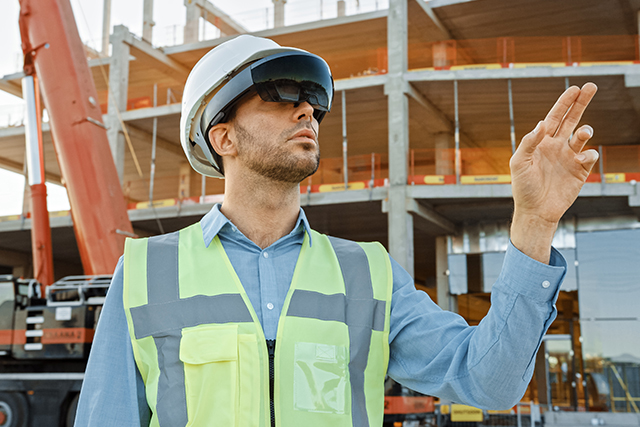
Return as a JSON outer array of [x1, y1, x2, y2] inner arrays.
[[123, 222, 392, 427]]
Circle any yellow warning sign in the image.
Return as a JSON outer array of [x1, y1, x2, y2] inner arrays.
[[604, 173, 625, 183], [513, 63, 566, 68], [450, 63, 502, 71], [461, 175, 511, 184], [423, 175, 445, 184], [135, 199, 177, 209], [451, 404, 484, 422], [580, 61, 635, 67], [318, 182, 366, 192]]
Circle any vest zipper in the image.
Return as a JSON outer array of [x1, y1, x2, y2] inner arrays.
[[266, 339, 276, 427]]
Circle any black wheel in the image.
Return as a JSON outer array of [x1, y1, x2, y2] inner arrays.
[[65, 393, 79, 427], [0, 392, 28, 427]]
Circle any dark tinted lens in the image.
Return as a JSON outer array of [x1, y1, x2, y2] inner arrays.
[[274, 81, 301, 101], [251, 53, 333, 111]]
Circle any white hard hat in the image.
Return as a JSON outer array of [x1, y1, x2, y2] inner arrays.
[[180, 35, 334, 178]]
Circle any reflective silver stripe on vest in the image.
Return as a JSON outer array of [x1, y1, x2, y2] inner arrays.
[[286, 290, 386, 332], [129, 232, 253, 427], [330, 236, 376, 427], [288, 237, 381, 427]]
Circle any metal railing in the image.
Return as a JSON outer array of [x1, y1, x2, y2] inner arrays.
[[46, 275, 112, 307]]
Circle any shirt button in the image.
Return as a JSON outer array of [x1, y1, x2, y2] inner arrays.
[[267, 303, 274, 310], [263, 252, 269, 258], [542, 280, 551, 289], [232, 227, 237, 232]]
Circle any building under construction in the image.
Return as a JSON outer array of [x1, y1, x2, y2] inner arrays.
[[0, 0, 639, 423]]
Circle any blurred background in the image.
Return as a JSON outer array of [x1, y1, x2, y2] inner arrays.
[[0, 0, 639, 426]]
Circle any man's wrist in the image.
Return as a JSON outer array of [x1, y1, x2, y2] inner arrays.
[[510, 210, 558, 264]]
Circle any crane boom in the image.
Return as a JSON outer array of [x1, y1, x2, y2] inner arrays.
[[18, 0, 134, 275]]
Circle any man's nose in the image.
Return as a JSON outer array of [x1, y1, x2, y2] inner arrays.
[[294, 101, 315, 121]]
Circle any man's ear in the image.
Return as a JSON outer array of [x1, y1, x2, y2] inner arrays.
[[208, 122, 237, 158]]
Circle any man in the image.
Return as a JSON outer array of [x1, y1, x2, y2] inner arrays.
[[75, 35, 598, 426]]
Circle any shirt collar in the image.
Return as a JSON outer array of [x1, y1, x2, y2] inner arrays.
[[200, 203, 313, 248]]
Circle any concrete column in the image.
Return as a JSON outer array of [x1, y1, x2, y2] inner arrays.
[[387, 0, 413, 277], [337, 0, 346, 17], [184, 0, 200, 44], [434, 132, 453, 175], [143, 0, 155, 44], [436, 236, 457, 312], [101, 0, 111, 55], [107, 25, 130, 184], [273, 0, 286, 28]]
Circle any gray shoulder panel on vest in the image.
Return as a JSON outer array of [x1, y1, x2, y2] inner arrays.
[[147, 232, 180, 305], [328, 236, 373, 427]]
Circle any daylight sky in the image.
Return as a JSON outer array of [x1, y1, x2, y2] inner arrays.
[[0, 0, 361, 215]]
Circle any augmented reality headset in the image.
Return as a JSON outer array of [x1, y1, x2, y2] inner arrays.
[[200, 51, 334, 142]]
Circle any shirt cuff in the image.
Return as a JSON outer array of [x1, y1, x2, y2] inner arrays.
[[497, 241, 567, 302]]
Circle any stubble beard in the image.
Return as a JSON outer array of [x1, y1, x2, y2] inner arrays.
[[235, 122, 320, 184]]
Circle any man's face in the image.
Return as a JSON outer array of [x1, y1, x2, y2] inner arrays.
[[229, 93, 320, 184]]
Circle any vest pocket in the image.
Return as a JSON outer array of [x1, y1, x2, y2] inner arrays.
[[180, 324, 238, 426], [293, 342, 347, 414]]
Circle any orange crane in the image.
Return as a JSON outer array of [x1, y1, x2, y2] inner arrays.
[[0, 1, 134, 425], [18, 0, 133, 280]]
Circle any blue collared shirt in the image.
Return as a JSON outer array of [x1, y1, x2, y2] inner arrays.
[[75, 205, 566, 426]]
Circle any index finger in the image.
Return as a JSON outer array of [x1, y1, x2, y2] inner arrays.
[[554, 82, 597, 141]]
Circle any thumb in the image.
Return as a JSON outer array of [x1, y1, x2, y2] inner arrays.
[[575, 149, 600, 173], [516, 121, 546, 158]]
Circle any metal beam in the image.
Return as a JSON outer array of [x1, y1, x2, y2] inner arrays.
[[115, 103, 181, 121], [126, 124, 184, 157], [407, 65, 640, 82], [408, 182, 637, 199], [163, 10, 388, 55], [405, 81, 481, 151], [428, 0, 476, 8], [412, 0, 453, 39], [0, 79, 23, 98], [404, 81, 454, 133], [195, 0, 246, 35], [335, 74, 387, 91], [406, 198, 456, 234], [0, 156, 62, 185], [119, 29, 190, 82]]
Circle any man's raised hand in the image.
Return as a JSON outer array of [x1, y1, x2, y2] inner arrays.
[[509, 83, 598, 264]]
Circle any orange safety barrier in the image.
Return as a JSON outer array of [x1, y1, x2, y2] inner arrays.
[[301, 153, 387, 188], [409, 35, 640, 70], [100, 96, 153, 114], [384, 396, 435, 414], [6, 145, 640, 226]]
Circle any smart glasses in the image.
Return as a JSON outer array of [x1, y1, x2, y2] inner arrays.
[[200, 51, 334, 140]]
